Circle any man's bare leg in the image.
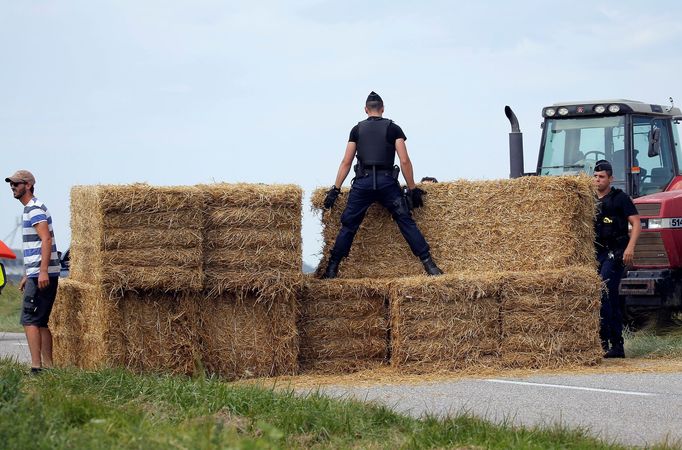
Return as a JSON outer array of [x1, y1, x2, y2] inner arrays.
[[24, 325, 42, 368], [40, 327, 53, 368]]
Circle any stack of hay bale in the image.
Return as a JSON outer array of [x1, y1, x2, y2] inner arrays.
[[299, 279, 389, 373], [54, 183, 302, 379], [308, 176, 602, 373], [198, 183, 302, 378]]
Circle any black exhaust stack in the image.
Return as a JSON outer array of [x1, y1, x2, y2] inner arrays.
[[505, 106, 524, 178]]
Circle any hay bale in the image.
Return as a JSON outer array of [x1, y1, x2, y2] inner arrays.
[[389, 273, 502, 373], [311, 176, 596, 278], [197, 292, 299, 380], [69, 184, 204, 293], [119, 292, 201, 376], [52, 278, 125, 369], [200, 183, 303, 296], [52, 279, 89, 367], [299, 278, 390, 374], [500, 267, 603, 368]]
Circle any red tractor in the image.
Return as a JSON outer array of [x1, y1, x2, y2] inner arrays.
[[506, 99, 682, 324]]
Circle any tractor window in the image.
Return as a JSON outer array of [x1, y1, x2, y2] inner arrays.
[[539, 116, 625, 185], [634, 116, 675, 195]]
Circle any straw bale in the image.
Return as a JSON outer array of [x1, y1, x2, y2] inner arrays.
[[103, 228, 202, 250], [197, 293, 299, 380], [200, 183, 303, 297], [95, 184, 199, 213], [299, 278, 390, 373], [70, 184, 204, 292], [205, 207, 300, 229], [51, 279, 92, 367], [204, 271, 303, 300], [204, 249, 300, 272], [103, 210, 201, 229], [500, 267, 603, 368], [390, 274, 502, 373], [118, 292, 201, 376], [200, 183, 302, 208], [311, 176, 596, 278], [203, 228, 299, 250]]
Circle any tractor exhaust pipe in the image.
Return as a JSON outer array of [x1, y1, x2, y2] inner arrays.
[[505, 106, 524, 178]]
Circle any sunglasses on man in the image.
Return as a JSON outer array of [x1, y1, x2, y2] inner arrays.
[[9, 181, 26, 187]]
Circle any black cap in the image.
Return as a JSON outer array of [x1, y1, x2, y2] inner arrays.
[[366, 91, 382, 103], [594, 160, 612, 173]]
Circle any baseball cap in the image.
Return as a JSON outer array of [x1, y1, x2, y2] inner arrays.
[[5, 170, 36, 185], [366, 91, 383, 103], [594, 160, 612, 173]]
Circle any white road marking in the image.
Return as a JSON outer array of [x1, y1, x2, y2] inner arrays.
[[485, 379, 657, 397]]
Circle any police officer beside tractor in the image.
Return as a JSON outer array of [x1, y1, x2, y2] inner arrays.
[[321, 91, 443, 279], [594, 160, 641, 358]]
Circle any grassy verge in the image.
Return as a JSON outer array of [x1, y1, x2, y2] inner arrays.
[[0, 359, 664, 450], [0, 284, 22, 332], [625, 324, 682, 358]]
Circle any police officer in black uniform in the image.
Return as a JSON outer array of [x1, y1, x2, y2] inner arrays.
[[321, 91, 443, 279], [594, 160, 641, 358]]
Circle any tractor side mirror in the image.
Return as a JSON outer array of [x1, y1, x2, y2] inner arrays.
[[648, 126, 661, 157]]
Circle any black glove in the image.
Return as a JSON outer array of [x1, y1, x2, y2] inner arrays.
[[323, 186, 341, 209], [407, 187, 425, 209]]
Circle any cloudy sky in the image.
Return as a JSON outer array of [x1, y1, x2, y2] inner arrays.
[[2, 0, 682, 266]]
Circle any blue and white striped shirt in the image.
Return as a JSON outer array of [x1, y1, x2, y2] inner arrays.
[[22, 197, 60, 278]]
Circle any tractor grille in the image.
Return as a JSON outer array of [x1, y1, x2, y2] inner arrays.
[[633, 231, 669, 266], [636, 203, 661, 216]]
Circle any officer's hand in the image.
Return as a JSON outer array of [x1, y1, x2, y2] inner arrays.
[[408, 188, 426, 209], [623, 246, 635, 266], [323, 186, 341, 209], [19, 276, 27, 292]]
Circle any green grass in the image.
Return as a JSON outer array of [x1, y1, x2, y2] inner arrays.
[[625, 323, 682, 358], [0, 283, 22, 332], [2, 359, 674, 450]]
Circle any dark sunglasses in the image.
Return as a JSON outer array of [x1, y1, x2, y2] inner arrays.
[[9, 181, 26, 187]]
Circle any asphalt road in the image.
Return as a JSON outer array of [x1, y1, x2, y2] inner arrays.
[[2, 332, 681, 447], [317, 372, 682, 448], [0, 332, 30, 364]]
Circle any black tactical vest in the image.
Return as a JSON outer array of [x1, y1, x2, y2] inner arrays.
[[356, 118, 395, 168], [595, 188, 630, 251]]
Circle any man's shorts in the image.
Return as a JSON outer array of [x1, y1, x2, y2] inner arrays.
[[20, 277, 59, 327]]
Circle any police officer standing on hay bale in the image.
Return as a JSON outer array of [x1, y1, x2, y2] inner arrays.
[[594, 160, 641, 358], [321, 91, 443, 279]]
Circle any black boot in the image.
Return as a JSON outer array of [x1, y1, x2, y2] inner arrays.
[[421, 255, 443, 276], [604, 339, 625, 358], [322, 257, 341, 279]]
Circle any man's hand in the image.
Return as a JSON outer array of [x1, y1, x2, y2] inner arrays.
[[623, 246, 635, 266], [323, 186, 341, 209], [407, 187, 426, 209], [19, 276, 27, 292], [38, 271, 49, 290]]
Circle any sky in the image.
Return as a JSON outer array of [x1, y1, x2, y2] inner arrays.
[[2, 0, 682, 267]]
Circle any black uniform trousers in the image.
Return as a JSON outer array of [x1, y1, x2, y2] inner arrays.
[[597, 249, 625, 346], [330, 172, 430, 261]]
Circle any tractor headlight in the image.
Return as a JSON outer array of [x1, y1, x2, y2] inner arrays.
[[648, 218, 664, 229], [558, 107, 569, 116], [608, 104, 621, 113], [545, 108, 556, 117], [594, 105, 606, 113]]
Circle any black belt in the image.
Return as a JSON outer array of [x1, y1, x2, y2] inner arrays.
[[357, 168, 393, 177]]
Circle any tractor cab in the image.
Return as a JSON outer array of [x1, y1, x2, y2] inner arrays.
[[535, 100, 682, 198], [506, 99, 682, 321]]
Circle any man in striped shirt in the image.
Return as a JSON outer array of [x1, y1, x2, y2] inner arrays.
[[6, 170, 60, 374]]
